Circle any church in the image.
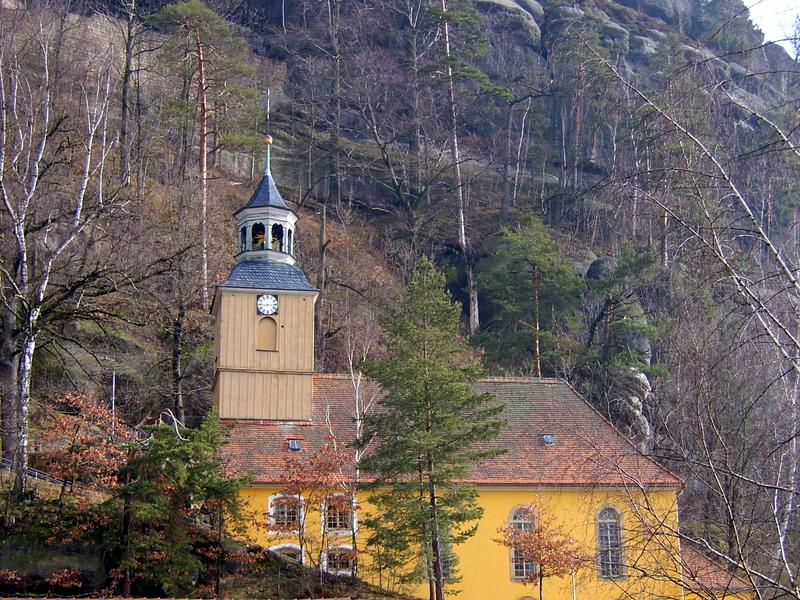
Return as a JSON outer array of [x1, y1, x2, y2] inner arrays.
[[213, 139, 748, 600]]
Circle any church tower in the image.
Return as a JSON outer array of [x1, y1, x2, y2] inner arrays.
[[212, 136, 317, 421]]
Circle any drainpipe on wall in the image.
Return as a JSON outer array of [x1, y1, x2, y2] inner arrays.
[[572, 570, 577, 600]]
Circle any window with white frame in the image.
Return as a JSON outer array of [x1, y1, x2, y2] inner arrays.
[[324, 545, 355, 575], [270, 544, 302, 564], [597, 507, 623, 578], [510, 507, 536, 580], [269, 494, 303, 530], [324, 494, 354, 532]]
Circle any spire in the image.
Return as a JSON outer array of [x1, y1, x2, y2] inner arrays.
[[264, 134, 273, 177], [264, 88, 272, 176], [236, 134, 290, 213], [234, 115, 297, 266]]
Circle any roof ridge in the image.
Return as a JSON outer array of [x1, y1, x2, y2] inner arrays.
[[479, 376, 562, 382], [312, 374, 565, 383]]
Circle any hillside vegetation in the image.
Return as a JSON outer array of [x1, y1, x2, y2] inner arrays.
[[1, 0, 800, 596]]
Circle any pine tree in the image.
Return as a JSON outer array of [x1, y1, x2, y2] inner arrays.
[[476, 217, 581, 375], [112, 415, 251, 597], [359, 259, 505, 600]]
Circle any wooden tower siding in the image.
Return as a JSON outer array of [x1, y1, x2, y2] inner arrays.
[[213, 289, 315, 421]]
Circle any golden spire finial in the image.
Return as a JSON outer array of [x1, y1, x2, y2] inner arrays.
[[264, 134, 273, 145]]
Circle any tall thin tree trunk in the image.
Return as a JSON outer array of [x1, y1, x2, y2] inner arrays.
[[135, 52, 146, 200], [409, 29, 422, 210], [440, 0, 478, 333], [119, 1, 136, 185], [1, 295, 19, 465], [427, 476, 445, 600], [195, 33, 210, 310], [501, 102, 513, 221], [532, 265, 541, 377], [13, 334, 35, 497], [513, 97, 531, 203], [316, 203, 328, 369], [172, 298, 186, 423]]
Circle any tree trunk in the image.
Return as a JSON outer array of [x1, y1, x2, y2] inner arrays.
[[440, 0, 478, 334], [501, 102, 513, 221], [409, 29, 422, 211], [119, 1, 136, 185], [513, 97, 531, 203], [316, 203, 328, 369], [172, 298, 186, 423], [532, 265, 541, 377], [538, 572, 543, 600], [1, 296, 19, 465], [428, 476, 445, 600], [195, 33, 210, 310], [12, 333, 36, 498]]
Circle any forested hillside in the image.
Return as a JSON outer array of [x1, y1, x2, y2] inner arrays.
[[2, 0, 800, 595]]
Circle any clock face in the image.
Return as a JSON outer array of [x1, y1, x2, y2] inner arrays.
[[256, 294, 278, 315]]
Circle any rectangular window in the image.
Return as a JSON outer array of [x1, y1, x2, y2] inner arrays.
[[513, 548, 535, 579], [272, 497, 301, 529], [325, 501, 353, 531], [326, 548, 355, 573]]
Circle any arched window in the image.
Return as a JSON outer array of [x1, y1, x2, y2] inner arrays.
[[597, 507, 623, 578], [257, 317, 277, 351], [510, 507, 535, 580], [240, 227, 247, 251], [252, 222, 266, 250], [287, 229, 294, 255], [271, 223, 284, 252], [270, 544, 302, 564]]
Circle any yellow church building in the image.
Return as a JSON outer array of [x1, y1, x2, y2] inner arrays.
[[214, 140, 752, 600]]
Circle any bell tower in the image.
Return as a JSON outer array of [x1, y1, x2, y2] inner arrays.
[[212, 136, 317, 421]]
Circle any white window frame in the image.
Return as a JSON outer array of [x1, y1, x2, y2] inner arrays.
[[268, 493, 304, 534], [269, 543, 304, 564], [322, 544, 355, 575], [321, 493, 356, 535], [508, 506, 537, 581], [597, 506, 625, 579]]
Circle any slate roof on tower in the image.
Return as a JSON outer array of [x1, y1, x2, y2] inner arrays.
[[234, 172, 291, 215], [220, 376, 680, 487], [220, 260, 316, 291]]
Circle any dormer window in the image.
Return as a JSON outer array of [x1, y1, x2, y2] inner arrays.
[[287, 439, 302, 452]]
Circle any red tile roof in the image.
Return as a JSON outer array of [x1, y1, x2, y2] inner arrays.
[[682, 545, 754, 595], [220, 375, 680, 487]]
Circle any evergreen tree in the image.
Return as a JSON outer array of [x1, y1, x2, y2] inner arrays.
[[150, 0, 259, 310], [476, 217, 581, 375], [359, 259, 505, 600], [111, 415, 251, 597]]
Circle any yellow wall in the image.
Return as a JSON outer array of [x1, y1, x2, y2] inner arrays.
[[240, 484, 686, 600]]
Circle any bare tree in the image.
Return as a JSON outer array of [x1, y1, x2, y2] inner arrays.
[[0, 6, 124, 497]]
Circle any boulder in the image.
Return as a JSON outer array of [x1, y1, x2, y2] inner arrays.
[[600, 19, 630, 58], [611, 325, 652, 364], [629, 35, 658, 62], [546, 4, 584, 21], [514, 0, 543, 22], [616, 0, 693, 31], [586, 255, 617, 281], [476, 0, 541, 49]]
